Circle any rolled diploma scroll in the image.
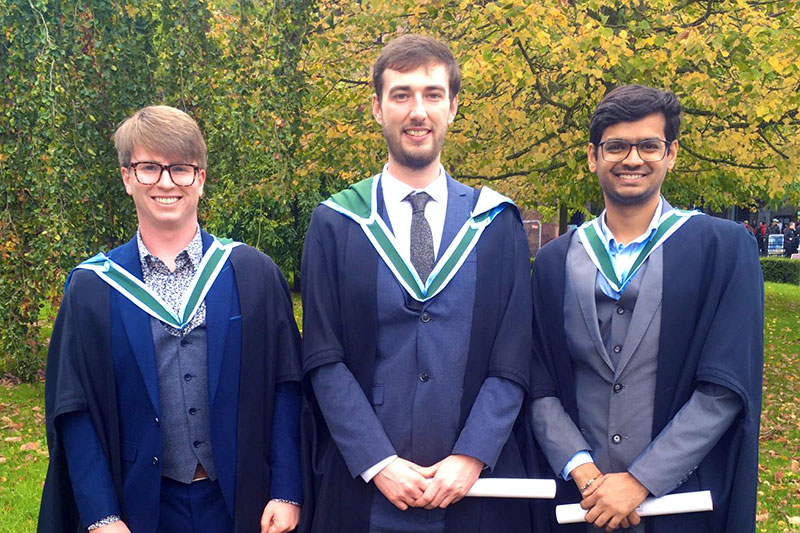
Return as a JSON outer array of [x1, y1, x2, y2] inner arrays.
[[556, 490, 713, 524], [466, 478, 557, 499]]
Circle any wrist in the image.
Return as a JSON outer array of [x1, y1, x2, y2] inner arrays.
[[571, 462, 601, 489]]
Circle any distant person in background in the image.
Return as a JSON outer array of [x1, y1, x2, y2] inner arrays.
[[784, 221, 797, 257], [742, 220, 754, 236], [768, 218, 782, 235], [758, 221, 767, 255]]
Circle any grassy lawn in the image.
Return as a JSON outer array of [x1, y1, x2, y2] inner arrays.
[[0, 284, 798, 531]]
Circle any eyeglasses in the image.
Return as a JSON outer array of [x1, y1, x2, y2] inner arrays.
[[129, 161, 200, 186], [597, 139, 670, 163]]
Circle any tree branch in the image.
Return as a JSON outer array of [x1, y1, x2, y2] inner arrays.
[[680, 143, 774, 169], [455, 162, 567, 181]]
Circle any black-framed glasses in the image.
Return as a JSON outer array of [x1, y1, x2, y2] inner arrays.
[[597, 139, 670, 162], [129, 161, 199, 186]]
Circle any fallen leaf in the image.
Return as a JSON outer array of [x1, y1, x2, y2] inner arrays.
[[3, 436, 21, 442]]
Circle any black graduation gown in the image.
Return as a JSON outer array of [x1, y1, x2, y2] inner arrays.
[[298, 198, 535, 533]]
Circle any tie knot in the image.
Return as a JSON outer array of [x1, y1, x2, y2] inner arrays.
[[405, 192, 432, 214]]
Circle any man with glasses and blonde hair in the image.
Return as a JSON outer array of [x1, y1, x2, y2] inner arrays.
[[40, 105, 303, 533], [528, 85, 763, 532]]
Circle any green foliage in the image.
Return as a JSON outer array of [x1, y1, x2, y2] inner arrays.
[[760, 258, 800, 285], [4, 0, 799, 378], [302, 0, 800, 219], [1, 0, 315, 379]]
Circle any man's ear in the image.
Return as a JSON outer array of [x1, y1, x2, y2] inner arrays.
[[121, 166, 134, 196], [666, 139, 679, 170], [587, 144, 597, 172], [448, 95, 458, 124], [372, 93, 382, 125]]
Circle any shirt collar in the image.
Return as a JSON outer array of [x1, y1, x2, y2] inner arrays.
[[599, 197, 664, 251], [137, 225, 203, 271], [380, 164, 448, 207]]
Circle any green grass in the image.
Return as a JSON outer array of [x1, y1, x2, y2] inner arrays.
[[758, 282, 800, 531], [1, 285, 798, 531], [0, 383, 47, 532]]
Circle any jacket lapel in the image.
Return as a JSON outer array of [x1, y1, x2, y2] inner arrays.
[[205, 261, 232, 406], [614, 247, 664, 379], [568, 233, 615, 372], [111, 237, 161, 417], [438, 174, 472, 259]]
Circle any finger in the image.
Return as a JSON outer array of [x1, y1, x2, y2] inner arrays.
[[620, 517, 630, 529], [415, 483, 439, 509], [261, 510, 274, 533], [391, 498, 409, 511], [592, 510, 611, 529], [410, 463, 437, 478], [584, 506, 600, 523], [580, 493, 597, 509], [628, 511, 641, 526]]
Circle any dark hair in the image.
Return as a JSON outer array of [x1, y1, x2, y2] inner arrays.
[[589, 84, 682, 145], [373, 34, 461, 102]]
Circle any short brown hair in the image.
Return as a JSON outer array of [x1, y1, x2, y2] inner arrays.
[[114, 105, 207, 169], [372, 34, 461, 102]]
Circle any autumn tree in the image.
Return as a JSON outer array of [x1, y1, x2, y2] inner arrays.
[[300, 0, 800, 220]]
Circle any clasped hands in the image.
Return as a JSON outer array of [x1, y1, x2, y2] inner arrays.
[[571, 463, 649, 531], [373, 454, 483, 511]]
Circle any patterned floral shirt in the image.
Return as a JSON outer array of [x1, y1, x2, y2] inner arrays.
[[136, 227, 206, 336]]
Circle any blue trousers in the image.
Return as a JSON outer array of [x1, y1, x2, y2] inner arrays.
[[158, 477, 233, 533], [369, 487, 445, 533]]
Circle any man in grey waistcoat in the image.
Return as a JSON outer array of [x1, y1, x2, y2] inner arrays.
[[528, 85, 762, 532], [300, 34, 533, 533]]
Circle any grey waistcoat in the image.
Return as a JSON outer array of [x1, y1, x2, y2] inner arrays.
[[150, 318, 217, 484], [564, 233, 663, 479]]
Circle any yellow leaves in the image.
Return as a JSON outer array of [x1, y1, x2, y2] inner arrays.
[[767, 54, 793, 76], [124, 4, 139, 18]]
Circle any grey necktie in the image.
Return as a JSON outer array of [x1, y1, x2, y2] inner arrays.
[[405, 192, 435, 283]]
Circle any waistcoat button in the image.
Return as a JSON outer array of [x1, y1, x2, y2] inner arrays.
[[420, 312, 431, 323], [612, 434, 622, 444], [419, 372, 430, 382]]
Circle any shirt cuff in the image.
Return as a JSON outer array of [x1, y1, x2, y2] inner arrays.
[[561, 451, 594, 480], [87, 515, 121, 530], [360, 455, 398, 483]]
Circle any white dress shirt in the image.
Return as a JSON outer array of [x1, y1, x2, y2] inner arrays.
[[380, 164, 448, 264]]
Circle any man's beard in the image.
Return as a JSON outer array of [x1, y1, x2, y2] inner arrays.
[[383, 123, 446, 169]]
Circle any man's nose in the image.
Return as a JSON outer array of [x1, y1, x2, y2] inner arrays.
[[157, 167, 174, 186], [622, 145, 645, 164], [409, 94, 427, 120]]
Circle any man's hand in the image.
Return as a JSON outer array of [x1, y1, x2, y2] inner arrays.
[[373, 457, 431, 510], [580, 472, 647, 531], [412, 454, 483, 510], [260, 500, 301, 533], [93, 521, 131, 533]]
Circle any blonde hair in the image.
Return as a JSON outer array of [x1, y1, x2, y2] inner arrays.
[[114, 105, 206, 169]]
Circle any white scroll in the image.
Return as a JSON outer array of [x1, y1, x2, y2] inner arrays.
[[466, 478, 557, 499], [556, 490, 714, 524]]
